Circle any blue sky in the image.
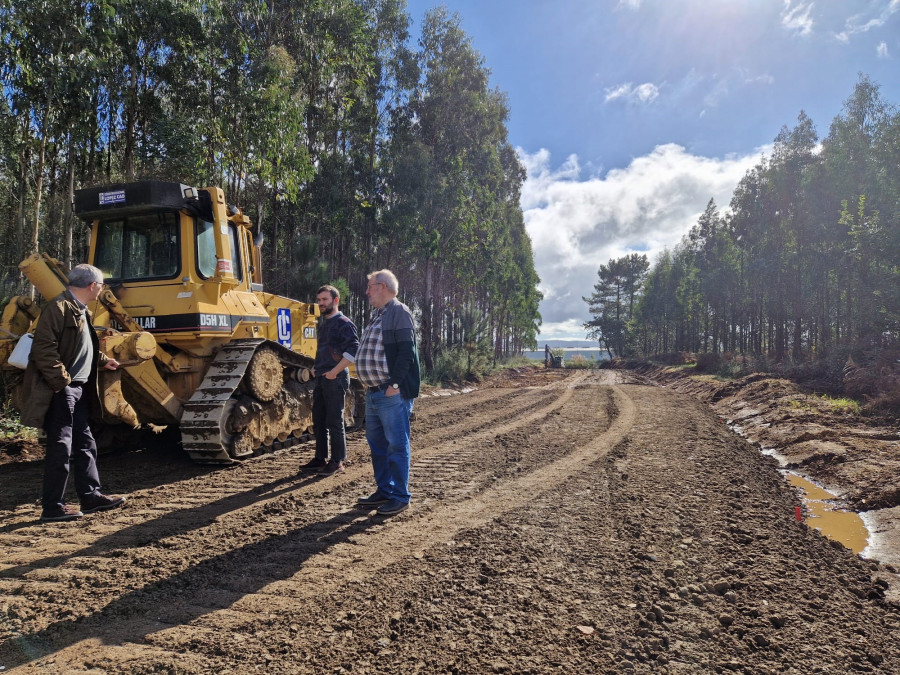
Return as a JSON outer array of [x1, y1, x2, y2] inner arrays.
[[404, 0, 900, 340]]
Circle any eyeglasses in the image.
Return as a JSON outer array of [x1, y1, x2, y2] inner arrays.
[[367, 282, 383, 289]]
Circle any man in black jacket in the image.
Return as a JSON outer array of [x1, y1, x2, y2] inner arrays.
[[299, 285, 359, 476]]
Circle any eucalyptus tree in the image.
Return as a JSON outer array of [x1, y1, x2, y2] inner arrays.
[[1, 0, 110, 259], [387, 7, 528, 369], [729, 159, 777, 354]]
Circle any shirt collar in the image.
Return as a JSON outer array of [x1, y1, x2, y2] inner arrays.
[[66, 289, 87, 311]]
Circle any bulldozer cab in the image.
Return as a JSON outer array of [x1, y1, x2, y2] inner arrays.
[[79, 181, 247, 290], [94, 211, 180, 280]]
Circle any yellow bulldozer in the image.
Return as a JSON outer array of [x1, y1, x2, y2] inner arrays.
[[0, 180, 364, 463]]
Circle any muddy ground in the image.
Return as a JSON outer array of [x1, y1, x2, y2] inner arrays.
[[2, 368, 899, 673], [627, 364, 900, 588]]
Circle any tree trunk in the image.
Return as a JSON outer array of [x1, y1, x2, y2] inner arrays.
[[123, 69, 137, 181], [30, 119, 48, 256], [16, 125, 29, 273], [420, 258, 435, 372], [65, 132, 75, 267]]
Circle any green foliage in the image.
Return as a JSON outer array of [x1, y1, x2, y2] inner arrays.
[[817, 395, 861, 415], [584, 253, 649, 357], [498, 355, 532, 369], [330, 277, 351, 305], [0, 407, 37, 441], [564, 354, 595, 370], [0, 377, 35, 441], [625, 75, 898, 388], [431, 344, 496, 383]]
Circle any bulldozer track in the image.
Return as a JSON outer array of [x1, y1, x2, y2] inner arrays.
[[180, 339, 322, 464], [180, 339, 264, 463]]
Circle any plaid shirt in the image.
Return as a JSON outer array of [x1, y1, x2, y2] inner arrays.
[[355, 307, 391, 387]]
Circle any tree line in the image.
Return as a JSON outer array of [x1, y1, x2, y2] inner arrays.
[[585, 76, 899, 364], [0, 0, 542, 374]]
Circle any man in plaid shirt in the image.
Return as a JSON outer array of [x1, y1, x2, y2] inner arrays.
[[354, 269, 420, 516]]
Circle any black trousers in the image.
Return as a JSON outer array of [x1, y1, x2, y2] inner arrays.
[[312, 371, 349, 463], [41, 384, 101, 510]]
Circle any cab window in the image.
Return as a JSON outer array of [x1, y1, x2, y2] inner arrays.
[[195, 219, 243, 280], [94, 212, 179, 281]]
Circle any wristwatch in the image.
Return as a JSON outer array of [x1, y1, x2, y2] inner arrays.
[[390, 383, 399, 390]]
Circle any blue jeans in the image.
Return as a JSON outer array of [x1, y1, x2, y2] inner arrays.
[[365, 390, 413, 503]]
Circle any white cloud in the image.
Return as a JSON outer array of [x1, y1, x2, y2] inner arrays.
[[877, 41, 889, 58], [782, 1, 815, 36], [605, 82, 660, 104], [743, 72, 775, 86], [836, 0, 900, 41], [616, 0, 643, 9], [518, 144, 767, 340], [703, 78, 731, 108]]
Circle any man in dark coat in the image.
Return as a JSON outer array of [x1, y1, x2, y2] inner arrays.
[[23, 264, 126, 522]]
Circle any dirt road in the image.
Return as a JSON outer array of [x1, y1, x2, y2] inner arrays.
[[2, 370, 898, 673]]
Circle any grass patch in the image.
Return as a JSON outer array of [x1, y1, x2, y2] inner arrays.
[[785, 395, 861, 415], [661, 363, 695, 372], [690, 372, 735, 382], [817, 394, 861, 415]]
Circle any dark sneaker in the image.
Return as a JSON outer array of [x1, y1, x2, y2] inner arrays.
[[376, 499, 409, 516], [299, 457, 327, 473], [40, 505, 84, 522], [357, 491, 390, 507], [320, 459, 345, 476], [80, 493, 126, 514]]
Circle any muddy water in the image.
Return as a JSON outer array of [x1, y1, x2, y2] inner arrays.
[[786, 472, 869, 554]]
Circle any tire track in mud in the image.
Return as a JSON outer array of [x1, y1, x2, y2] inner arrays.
[[0, 386, 552, 579], [145, 377, 636, 661], [0, 372, 616, 669]]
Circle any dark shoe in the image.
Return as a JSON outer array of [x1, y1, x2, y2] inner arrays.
[[320, 459, 345, 476], [299, 457, 327, 473], [376, 499, 409, 516], [40, 505, 83, 522], [357, 491, 390, 507], [80, 492, 126, 514]]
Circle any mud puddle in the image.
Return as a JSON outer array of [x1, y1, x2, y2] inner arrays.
[[785, 471, 869, 554], [729, 422, 872, 556]]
